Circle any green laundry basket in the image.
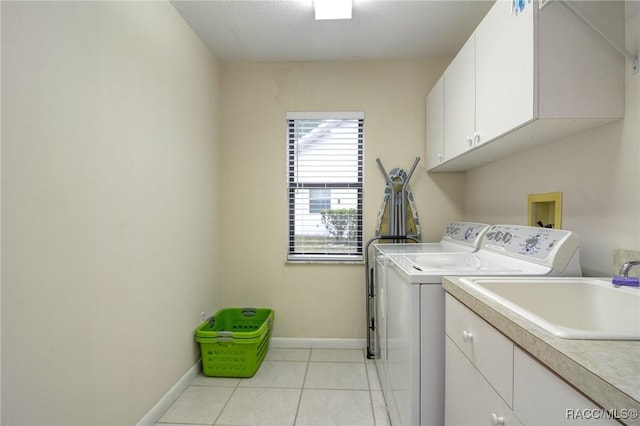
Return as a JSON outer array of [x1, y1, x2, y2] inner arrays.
[[195, 307, 274, 377]]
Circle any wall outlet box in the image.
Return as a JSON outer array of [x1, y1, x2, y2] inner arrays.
[[528, 192, 562, 229]]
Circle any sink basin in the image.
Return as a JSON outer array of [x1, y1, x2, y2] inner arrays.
[[459, 277, 640, 340]]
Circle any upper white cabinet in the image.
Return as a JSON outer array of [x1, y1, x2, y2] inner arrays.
[[474, 0, 534, 147], [426, 0, 625, 172], [425, 76, 445, 169], [443, 35, 476, 161]]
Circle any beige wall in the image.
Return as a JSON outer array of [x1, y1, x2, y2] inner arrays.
[[1, 2, 222, 424], [464, 2, 640, 276], [219, 60, 465, 338]]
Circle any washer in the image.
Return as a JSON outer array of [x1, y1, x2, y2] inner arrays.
[[369, 222, 490, 391], [379, 224, 581, 426]]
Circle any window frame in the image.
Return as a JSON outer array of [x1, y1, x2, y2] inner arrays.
[[286, 111, 364, 262]]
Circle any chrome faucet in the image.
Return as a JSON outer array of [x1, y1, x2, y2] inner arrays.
[[619, 260, 640, 277]]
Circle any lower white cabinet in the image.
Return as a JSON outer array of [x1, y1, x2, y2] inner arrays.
[[513, 347, 619, 426], [445, 294, 519, 426], [445, 337, 522, 426], [445, 294, 620, 426], [445, 291, 513, 404]]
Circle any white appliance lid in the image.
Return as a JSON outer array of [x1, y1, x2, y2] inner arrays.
[[389, 251, 552, 284], [385, 225, 580, 284]]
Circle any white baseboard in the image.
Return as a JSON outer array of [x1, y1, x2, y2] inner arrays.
[[270, 337, 366, 349], [136, 359, 202, 426]]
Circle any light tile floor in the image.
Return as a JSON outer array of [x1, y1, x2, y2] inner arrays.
[[156, 348, 391, 426]]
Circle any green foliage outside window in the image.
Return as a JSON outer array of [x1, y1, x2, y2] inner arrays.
[[320, 208, 358, 241]]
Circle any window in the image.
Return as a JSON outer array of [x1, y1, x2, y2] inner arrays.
[[287, 112, 364, 261]]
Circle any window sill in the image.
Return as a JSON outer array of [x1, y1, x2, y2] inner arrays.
[[286, 255, 364, 264]]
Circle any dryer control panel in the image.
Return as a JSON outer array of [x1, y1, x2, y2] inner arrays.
[[441, 222, 490, 246], [480, 225, 580, 271]]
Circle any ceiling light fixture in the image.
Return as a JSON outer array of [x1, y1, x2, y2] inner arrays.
[[313, 0, 353, 20]]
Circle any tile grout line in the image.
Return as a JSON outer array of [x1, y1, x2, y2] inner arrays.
[[365, 361, 380, 426], [292, 349, 312, 426], [211, 379, 240, 426]]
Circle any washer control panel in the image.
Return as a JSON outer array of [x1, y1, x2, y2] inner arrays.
[[441, 222, 490, 246], [481, 224, 576, 262]]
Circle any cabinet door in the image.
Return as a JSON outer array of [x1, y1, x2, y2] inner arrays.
[[445, 294, 513, 405], [513, 347, 619, 425], [445, 337, 522, 426], [444, 34, 475, 161], [475, 0, 535, 145], [426, 76, 445, 169]]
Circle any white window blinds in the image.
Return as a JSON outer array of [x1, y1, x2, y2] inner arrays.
[[287, 112, 364, 261]]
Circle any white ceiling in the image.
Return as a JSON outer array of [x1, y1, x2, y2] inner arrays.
[[170, 0, 494, 62]]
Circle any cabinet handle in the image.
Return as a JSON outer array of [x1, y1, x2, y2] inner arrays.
[[474, 133, 480, 146], [462, 330, 473, 342], [466, 136, 473, 147], [438, 154, 443, 162], [490, 413, 505, 426]]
